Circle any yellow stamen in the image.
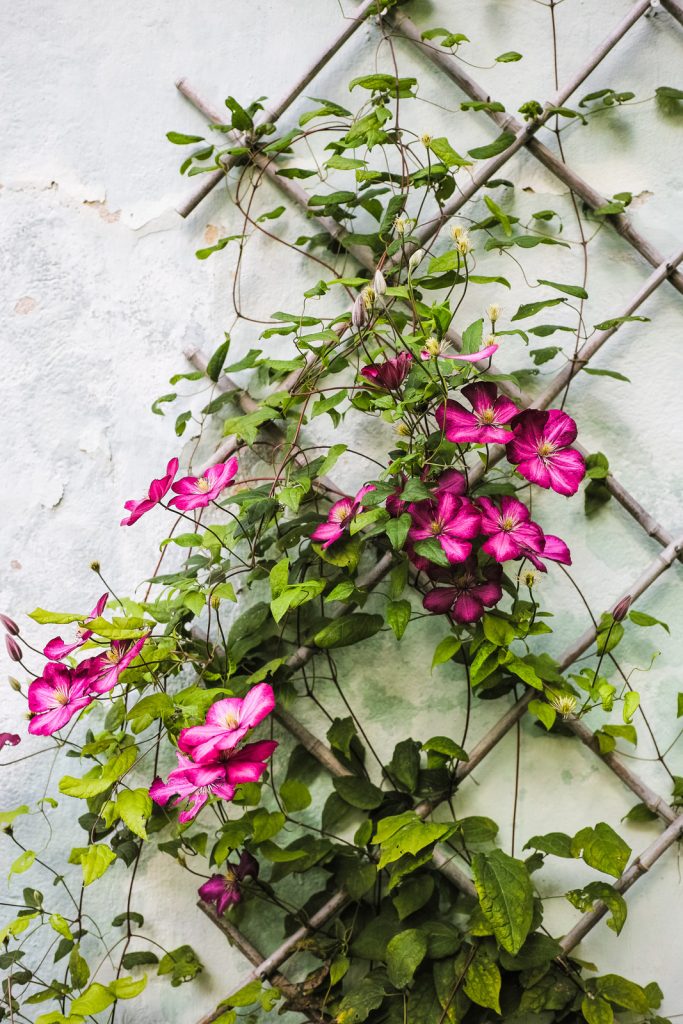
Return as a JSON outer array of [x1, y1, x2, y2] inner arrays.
[[195, 477, 211, 492]]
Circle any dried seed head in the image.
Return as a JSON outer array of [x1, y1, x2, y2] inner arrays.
[[450, 224, 466, 242], [372, 268, 387, 296], [394, 216, 407, 237], [487, 303, 502, 324], [90, 561, 101, 573], [612, 595, 632, 622], [361, 286, 375, 312], [548, 693, 578, 719], [456, 233, 473, 255], [423, 336, 442, 357], [5, 636, 22, 663], [517, 568, 541, 589], [0, 615, 19, 636], [421, 132, 433, 147], [395, 422, 412, 437]]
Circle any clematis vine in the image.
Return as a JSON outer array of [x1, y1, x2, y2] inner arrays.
[[169, 457, 239, 512], [198, 850, 259, 914], [150, 740, 278, 822], [423, 561, 503, 624], [87, 635, 149, 695], [360, 352, 412, 390], [44, 592, 108, 661], [506, 409, 585, 496], [121, 458, 179, 526], [408, 492, 481, 564], [311, 484, 375, 549], [27, 662, 94, 736], [436, 383, 518, 445], [178, 683, 275, 762]]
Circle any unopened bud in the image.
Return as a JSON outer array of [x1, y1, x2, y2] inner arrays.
[[8, 677, 22, 692], [456, 233, 473, 255], [0, 615, 19, 636], [421, 133, 432, 147], [5, 636, 22, 663], [90, 561, 101, 573], [487, 303, 502, 324], [408, 248, 425, 274], [210, 594, 221, 609], [351, 293, 368, 330], [394, 216, 407, 237], [373, 269, 387, 296], [612, 595, 632, 622], [424, 336, 441, 357], [450, 224, 466, 242]]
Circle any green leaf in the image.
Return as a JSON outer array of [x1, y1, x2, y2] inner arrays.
[[421, 736, 468, 761], [49, 914, 73, 941], [28, 608, 85, 625], [373, 813, 454, 870], [386, 929, 428, 988], [537, 278, 588, 299], [482, 614, 515, 646], [524, 831, 574, 857], [387, 739, 420, 792], [167, 131, 205, 145], [279, 779, 311, 813], [566, 881, 627, 935], [512, 297, 566, 320], [622, 691, 640, 723], [386, 513, 412, 551], [314, 613, 384, 649], [116, 789, 152, 840], [393, 876, 434, 920], [471, 849, 534, 954], [75, 844, 116, 886], [9, 850, 35, 877], [582, 995, 614, 1024], [597, 974, 650, 1012], [428, 137, 471, 168], [0, 805, 29, 828], [333, 776, 384, 810], [431, 636, 461, 670], [583, 368, 630, 383], [628, 610, 669, 633], [496, 51, 522, 62], [206, 338, 230, 381], [464, 948, 502, 1013], [593, 314, 649, 331], [336, 977, 385, 1023], [71, 983, 114, 1015], [468, 131, 516, 160], [571, 823, 631, 878], [387, 599, 411, 640], [109, 975, 147, 999]]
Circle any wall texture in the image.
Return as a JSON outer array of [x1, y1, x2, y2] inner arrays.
[[2, 1, 683, 1020]]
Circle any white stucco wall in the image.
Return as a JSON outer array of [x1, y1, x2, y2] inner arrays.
[[2, 1, 683, 1020]]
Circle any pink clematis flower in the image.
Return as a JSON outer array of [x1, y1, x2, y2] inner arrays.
[[198, 851, 259, 914], [178, 683, 275, 762], [43, 593, 109, 661], [423, 561, 503, 624], [477, 496, 544, 563], [435, 468, 467, 497], [360, 352, 413, 390], [169, 458, 239, 512], [87, 635, 149, 695], [28, 662, 94, 736], [408, 492, 481, 564], [436, 383, 519, 445], [121, 458, 179, 526], [521, 533, 571, 572], [421, 343, 498, 363], [506, 409, 586, 496], [150, 740, 277, 823], [311, 484, 376, 549]]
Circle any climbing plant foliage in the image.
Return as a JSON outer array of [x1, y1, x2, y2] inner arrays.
[[2, 5, 681, 1023]]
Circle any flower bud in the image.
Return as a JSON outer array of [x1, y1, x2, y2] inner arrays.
[[8, 677, 21, 692], [612, 595, 632, 622], [210, 594, 221, 610], [408, 248, 425, 275], [372, 269, 387, 296], [90, 561, 101, 573], [351, 293, 368, 330], [487, 303, 502, 324], [5, 636, 22, 663], [0, 615, 19, 636], [393, 216, 407, 237]]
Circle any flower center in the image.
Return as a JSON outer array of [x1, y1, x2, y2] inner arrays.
[[195, 477, 211, 493], [106, 649, 121, 664], [478, 407, 495, 425], [500, 515, 517, 532], [223, 867, 238, 884], [222, 711, 239, 729], [429, 519, 443, 536], [54, 684, 70, 706], [537, 440, 556, 459], [330, 501, 353, 524]]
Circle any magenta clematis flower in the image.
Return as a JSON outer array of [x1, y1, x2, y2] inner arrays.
[[408, 492, 481, 564], [435, 468, 467, 497], [436, 383, 518, 445], [87, 635, 149, 695], [27, 662, 94, 736], [178, 682, 275, 762], [311, 484, 375, 549], [198, 851, 259, 914], [477, 496, 544, 563], [360, 352, 413, 390], [150, 740, 277, 823], [121, 458, 179, 526], [506, 409, 585, 496], [423, 561, 503, 624], [169, 458, 239, 512], [521, 533, 571, 572], [421, 343, 498, 363], [43, 593, 109, 661]]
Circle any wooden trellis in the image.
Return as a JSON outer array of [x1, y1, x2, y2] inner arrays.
[[170, 2, 683, 1019]]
